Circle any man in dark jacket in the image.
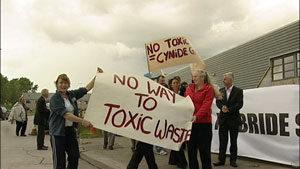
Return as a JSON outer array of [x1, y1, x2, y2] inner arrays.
[[34, 89, 50, 150], [214, 72, 243, 168]]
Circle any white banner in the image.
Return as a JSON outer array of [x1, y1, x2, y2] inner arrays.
[[211, 85, 299, 166], [145, 36, 205, 72], [85, 73, 194, 151]]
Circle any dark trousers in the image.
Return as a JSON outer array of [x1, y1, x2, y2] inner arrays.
[[169, 143, 187, 168], [16, 121, 27, 136], [127, 141, 158, 169], [218, 122, 239, 163], [187, 123, 212, 169], [103, 131, 115, 147], [50, 127, 79, 169], [37, 125, 45, 148]]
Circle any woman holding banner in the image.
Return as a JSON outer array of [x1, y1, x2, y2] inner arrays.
[[185, 69, 222, 169], [168, 76, 188, 169], [49, 67, 103, 169]]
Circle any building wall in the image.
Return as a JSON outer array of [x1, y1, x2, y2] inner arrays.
[[204, 20, 299, 89], [23, 93, 42, 112], [24, 99, 37, 112], [165, 66, 193, 86], [165, 20, 299, 90], [23, 93, 91, 113]]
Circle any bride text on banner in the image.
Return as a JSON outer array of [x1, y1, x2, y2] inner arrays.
[[84, 72, 194, 151], [145, 36, 205, 72], [211, 85, 299, 166]]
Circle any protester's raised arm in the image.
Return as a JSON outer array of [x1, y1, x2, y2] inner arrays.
[[86, 67, 103, 92]]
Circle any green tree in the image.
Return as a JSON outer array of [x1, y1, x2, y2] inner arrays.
[[0, 74, 38, 107], [18, 77, 38, 93], [0, 74, 10, 106]]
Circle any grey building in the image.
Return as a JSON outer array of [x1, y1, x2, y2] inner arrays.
[[23, 92, 91, 113], [166, 20, 299, 89]]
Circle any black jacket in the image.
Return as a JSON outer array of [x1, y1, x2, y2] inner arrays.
[[216, 86, 243, 126], [34, 96, 50, 126]]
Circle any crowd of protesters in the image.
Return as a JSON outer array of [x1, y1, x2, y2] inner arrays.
[[126, 71, 243, 169], [5, 68, 243, 169]]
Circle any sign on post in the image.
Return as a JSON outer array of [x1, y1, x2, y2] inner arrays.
[[145, 36, 205, 72]]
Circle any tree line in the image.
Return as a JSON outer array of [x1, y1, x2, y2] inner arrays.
[[1, 73, 38, 108]]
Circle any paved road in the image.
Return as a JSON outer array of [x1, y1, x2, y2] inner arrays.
[[2, 116, 297, 169], [80, 136, 297, 169], [0, 116, 99, 169]]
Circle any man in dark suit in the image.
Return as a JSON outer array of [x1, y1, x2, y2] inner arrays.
[[34, 89, 51, 150], [213, 72, 243, 168]]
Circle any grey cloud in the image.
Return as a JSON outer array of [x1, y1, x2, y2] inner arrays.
[[3, 0, 298, 93], [32, 0, 249, 47], [29, 0, 297, 61]]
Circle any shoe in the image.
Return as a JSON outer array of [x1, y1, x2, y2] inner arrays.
[[108, 146, 114, 150], [37, 147, 48, 150], [230, 161, 238, 167], [159, 150, 167, 155], [103, 145, 107, 149], [213, 161, 225, 166], [42, 145, 48, 148], [20, 134, 27, 137]]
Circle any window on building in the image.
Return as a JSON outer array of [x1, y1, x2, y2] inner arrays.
[[271, 51, 300, 81]]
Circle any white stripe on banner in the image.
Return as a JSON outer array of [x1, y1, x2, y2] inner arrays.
[[211, 85, 299, 166]]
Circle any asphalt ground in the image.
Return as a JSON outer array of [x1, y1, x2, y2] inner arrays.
[[79, 135, 297, 169]]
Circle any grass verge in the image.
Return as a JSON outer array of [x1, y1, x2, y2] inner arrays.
[[78, 125, 102, 138]]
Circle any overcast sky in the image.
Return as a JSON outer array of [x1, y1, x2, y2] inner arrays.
[[1, 0, 299, 92]]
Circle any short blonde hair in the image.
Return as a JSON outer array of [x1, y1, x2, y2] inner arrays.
[[55, 74, 70, 88], [41, 89, 49, 96], [224, 72, 234, 81]]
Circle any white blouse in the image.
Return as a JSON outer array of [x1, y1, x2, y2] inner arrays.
[[64, 98, 74, 127]]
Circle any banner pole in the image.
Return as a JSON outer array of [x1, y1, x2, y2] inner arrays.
[[161, 69, 165, 76], [144, 44, 151, 73]]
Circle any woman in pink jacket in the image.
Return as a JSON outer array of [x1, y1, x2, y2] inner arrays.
[[185, 69, 222, 169]]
